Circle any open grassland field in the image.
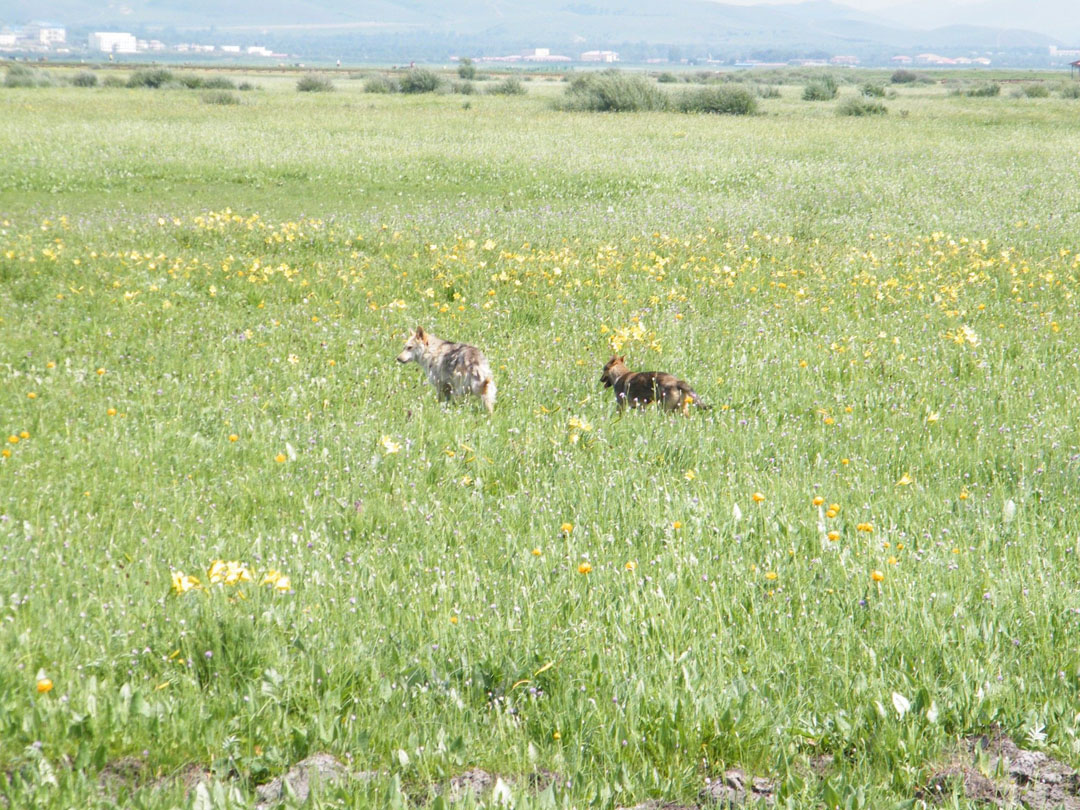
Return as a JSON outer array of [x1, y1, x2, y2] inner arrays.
[[3, 65, 1080, 809]]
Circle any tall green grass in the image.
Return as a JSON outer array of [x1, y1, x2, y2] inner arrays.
[[2, 68, 1080, 809]]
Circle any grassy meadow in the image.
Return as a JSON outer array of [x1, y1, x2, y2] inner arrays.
[[3, 65, 1080, 808]]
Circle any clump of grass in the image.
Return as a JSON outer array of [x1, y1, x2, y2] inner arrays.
[[452, 81, 475, 95], [101, 75, 126, 88], [861, 82, 886, 98], [203, 76, 236, 90], [558, 70, 666, 112], [4, 64, 52, 88], [202, 90, 241, 105], [127, 68, 174, 89], [71, 71, 98, 88], [1023, 83, 1049, 98], [891, 69, 917, 84], [399, 68, 441, 94], [178, 74, 205, 89], [677, 85, 757, 115], [803, 75, 838, 101], [237, 81, 257, 91], [296, 74, 334, 93], [657, 72, 679, 84], [487, 77, 526, 96], [837, 96, 887, 116], [756, 85, 781, 99], [1060, 83, 1080, 99], [967, 82, 1000, 97], [363, 74, 398, 94]]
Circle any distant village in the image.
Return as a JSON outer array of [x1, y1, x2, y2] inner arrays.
[[0, 21, 288, 60], [4, 19, 1080, 69]]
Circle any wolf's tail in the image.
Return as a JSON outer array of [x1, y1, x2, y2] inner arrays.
[[480, 377, 496, 414], [679, 383, 710, 410]]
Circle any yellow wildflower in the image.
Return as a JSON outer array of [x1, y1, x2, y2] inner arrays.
[[171, 570, 200, 595]]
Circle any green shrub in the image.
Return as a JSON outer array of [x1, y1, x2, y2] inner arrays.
[[178, 74, 204, 89], [457, 58, 476, 80], [203, 76, 236, 90], [202, 90, 240, 105], [399, 68, 441, 94], [861, 82, 885, 98], [4, 65, 52, 88], [967, 82, 1000, 97], [837, 96, 887, 116], [487, 77, 526, 96], [558, 70, 666, 112], [363, 75, 398, 94], [238, 81, 256, 91], [657, 72, 678, 84], [102, 75, 126, 88], [296, 74, 334, 92], [677, 85, 757, 115], [756, 85, 781, 99], [452, 81, 475, 95], [1061, 83, 1080, 99], [891, 69, 917, 84], [71, 71, 98, 88], [803, 75, 838, 101], [127, 68, 174, 89], [1023, 83, 1049, 98]]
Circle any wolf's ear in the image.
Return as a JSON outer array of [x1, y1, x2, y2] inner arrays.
[[618, 355, 625, 363], [415, 325, 426, 340]]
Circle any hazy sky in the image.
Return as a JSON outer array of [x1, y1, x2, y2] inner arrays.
[[712, 0, 979, 9]]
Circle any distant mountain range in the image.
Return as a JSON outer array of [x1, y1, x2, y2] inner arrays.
[[0, 0, 1070, 57], [877, 0, 1080, 44]]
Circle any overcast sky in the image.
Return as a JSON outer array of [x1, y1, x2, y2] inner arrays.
[[713, 0, 977, 9]]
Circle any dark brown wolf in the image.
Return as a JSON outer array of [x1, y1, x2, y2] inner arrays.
[[600, 356, 709, 414], [396, 326, 496, 413]]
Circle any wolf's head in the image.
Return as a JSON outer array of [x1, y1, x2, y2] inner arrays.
[[600, 356, 627, 388], [396, 326, 429, 364]]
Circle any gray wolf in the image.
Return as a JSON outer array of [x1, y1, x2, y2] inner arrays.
[[600, 356, 709, 414], [396, 326, 496, 413]]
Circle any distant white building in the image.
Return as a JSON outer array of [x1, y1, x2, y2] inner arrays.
[[1050, 45, 1080, 61], [581, 50, 619, 63], [90, 32, 137, 54], [26, 22, 65, 45], [247, 45, 273, 56], [0, 28, 18, 48], [221, 45, 241, 53]]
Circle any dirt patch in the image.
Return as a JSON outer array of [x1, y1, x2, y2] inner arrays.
[[98, 756, 149, 794], [254, 753, 375, 809], [699, 769, 776, 807], [430, 768, 566, 803], [148, 763, 212, 798], [923, 733, 1080, 809], [807, 754, 835, 777], [444, 768, 497, 803]]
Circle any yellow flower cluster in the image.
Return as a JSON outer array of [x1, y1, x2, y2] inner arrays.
[[171, 561, 292, 596], [208, 559, 253, 586], [567, 415, 592, 445]]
